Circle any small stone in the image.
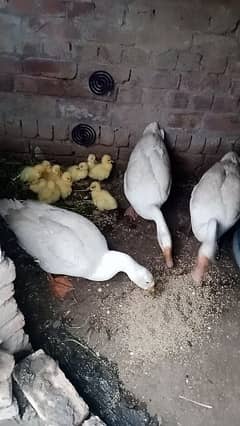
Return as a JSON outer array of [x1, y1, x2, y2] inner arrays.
[[0, 298, 18, 328], [0, 311, 25, 343], [13, 349, 89, 426], [0, 350, 15, 381], [0, 377, 12, 408], [0, 397, 18, 421], [2, 329, 30, 355], [0, 252, 16, 288], [0, 283, 14, 306], [83, 415, 106, 425]]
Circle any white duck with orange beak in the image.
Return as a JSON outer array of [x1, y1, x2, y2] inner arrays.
[[124, 122, 173, 268], [190, 151, 240, 283]]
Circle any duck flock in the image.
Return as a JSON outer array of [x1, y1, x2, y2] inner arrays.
[[0, 121, 239, 298]]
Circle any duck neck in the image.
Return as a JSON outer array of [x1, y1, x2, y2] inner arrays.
[[89, 250, 140, 281], [145, 205, 172, 250]]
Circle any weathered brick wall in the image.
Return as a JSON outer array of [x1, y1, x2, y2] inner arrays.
[[0, 0, 240, 174]]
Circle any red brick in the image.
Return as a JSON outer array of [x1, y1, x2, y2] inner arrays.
[[53, 121, 69, 141], [21, 119, 38, 138], [27, 17, 75, 39], [132, 69, 180, 89], [97, 45, 122, 65], [3, 0, 34, 15], [174, 130, 192, 152], [117, 85, 142, 104], [204, 114, 240, 133], [5, 118, 22, 137], [227, 58, 240, 76], [118, 147, 131, 162], [57, 98, 108, 125], [173, 152, 204, 177], [201, 55, 227, 73], [167, 91, 189, 109], [98, 125, 114, 146], [150, 50, 178, 70], [15, 75, 38, 93], [37, 121, 53, 140], [167, 113, 202, 129], [176, 52, 201, 71], [114, 128, 129, 147], [0, 138, 29, 154], [0, 74, 14, 92], [121, 47, 150, 67], [142, 88, 167, 105], [165, 129, 177, 150], [181, 72, 230, 93], [22, 58, 77, 79], [191, 94, 213, 111], [39, 0, 66, 16], [203, 136, 220, 154], [22, 42, 41, 58], [67, 1, 95, 18], [188, 133, 206, 154], [30, 141, 74, 160], [212, 96, 238, 113], [0, 57, 22, 74], [217, 136, 236, 154], [231, 80, 240, 97], [8, 0, 66, 16]]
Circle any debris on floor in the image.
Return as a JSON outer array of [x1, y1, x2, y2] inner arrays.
[[0, 243, 107, 426], [0, 247, 30, 355], [13, 349, 89, 426], [0, 350, 18, 421]]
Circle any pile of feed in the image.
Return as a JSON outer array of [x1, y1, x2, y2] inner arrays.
[[81, 259, 238, 377]]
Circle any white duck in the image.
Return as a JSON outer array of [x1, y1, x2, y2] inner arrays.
[[124, 122, 173, 267], [190, 151, 240, 283], [0, 200, 154, 298]]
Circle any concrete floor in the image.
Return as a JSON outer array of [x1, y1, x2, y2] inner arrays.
[[56, 179, 240, 426], [1, 172, 240, 426]]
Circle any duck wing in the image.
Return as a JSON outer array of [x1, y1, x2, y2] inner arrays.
[[125, 136, 171, 207], [145, 139, 171, 201], [6, 208, 100, 277]]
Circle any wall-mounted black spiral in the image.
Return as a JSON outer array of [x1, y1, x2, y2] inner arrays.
[[71, 124, 96, 147], [89, 70, 115, 96]]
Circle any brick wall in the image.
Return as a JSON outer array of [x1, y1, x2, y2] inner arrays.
[[0, 0, 240, 175]]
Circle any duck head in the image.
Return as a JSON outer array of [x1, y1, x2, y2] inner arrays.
[[143, 122, 165, 140], [89, 181, 101, 192]]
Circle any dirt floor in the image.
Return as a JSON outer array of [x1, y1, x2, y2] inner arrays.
[[1, 160, 240, 426]]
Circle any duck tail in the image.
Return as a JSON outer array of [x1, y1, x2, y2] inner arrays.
[[0, 199, 23, 218]]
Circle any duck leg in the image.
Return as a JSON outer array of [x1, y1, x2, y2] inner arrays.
[[47, 274, 73, 299], [192, 219, 218, 283], [124, 206, 138, 221], [191, 255, 209, 283]]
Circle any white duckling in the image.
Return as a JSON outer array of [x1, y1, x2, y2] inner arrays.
[[124, 122, 173, 267], [190, 151, 240, 283], [0, 200, 154, 299]]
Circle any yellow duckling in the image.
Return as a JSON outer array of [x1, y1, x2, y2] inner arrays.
[[87, 154, 98, 170], [35, 160, 51, 175], [30, 178, 61, 204], [56, 172, 72, 199], [20, 160, 51, 184], [44, 164, 62, 182], [88, 154, 113, 181], [20, 166, 41, 184], [67, 162, 88, 182], [89, 181, 117, 211]]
